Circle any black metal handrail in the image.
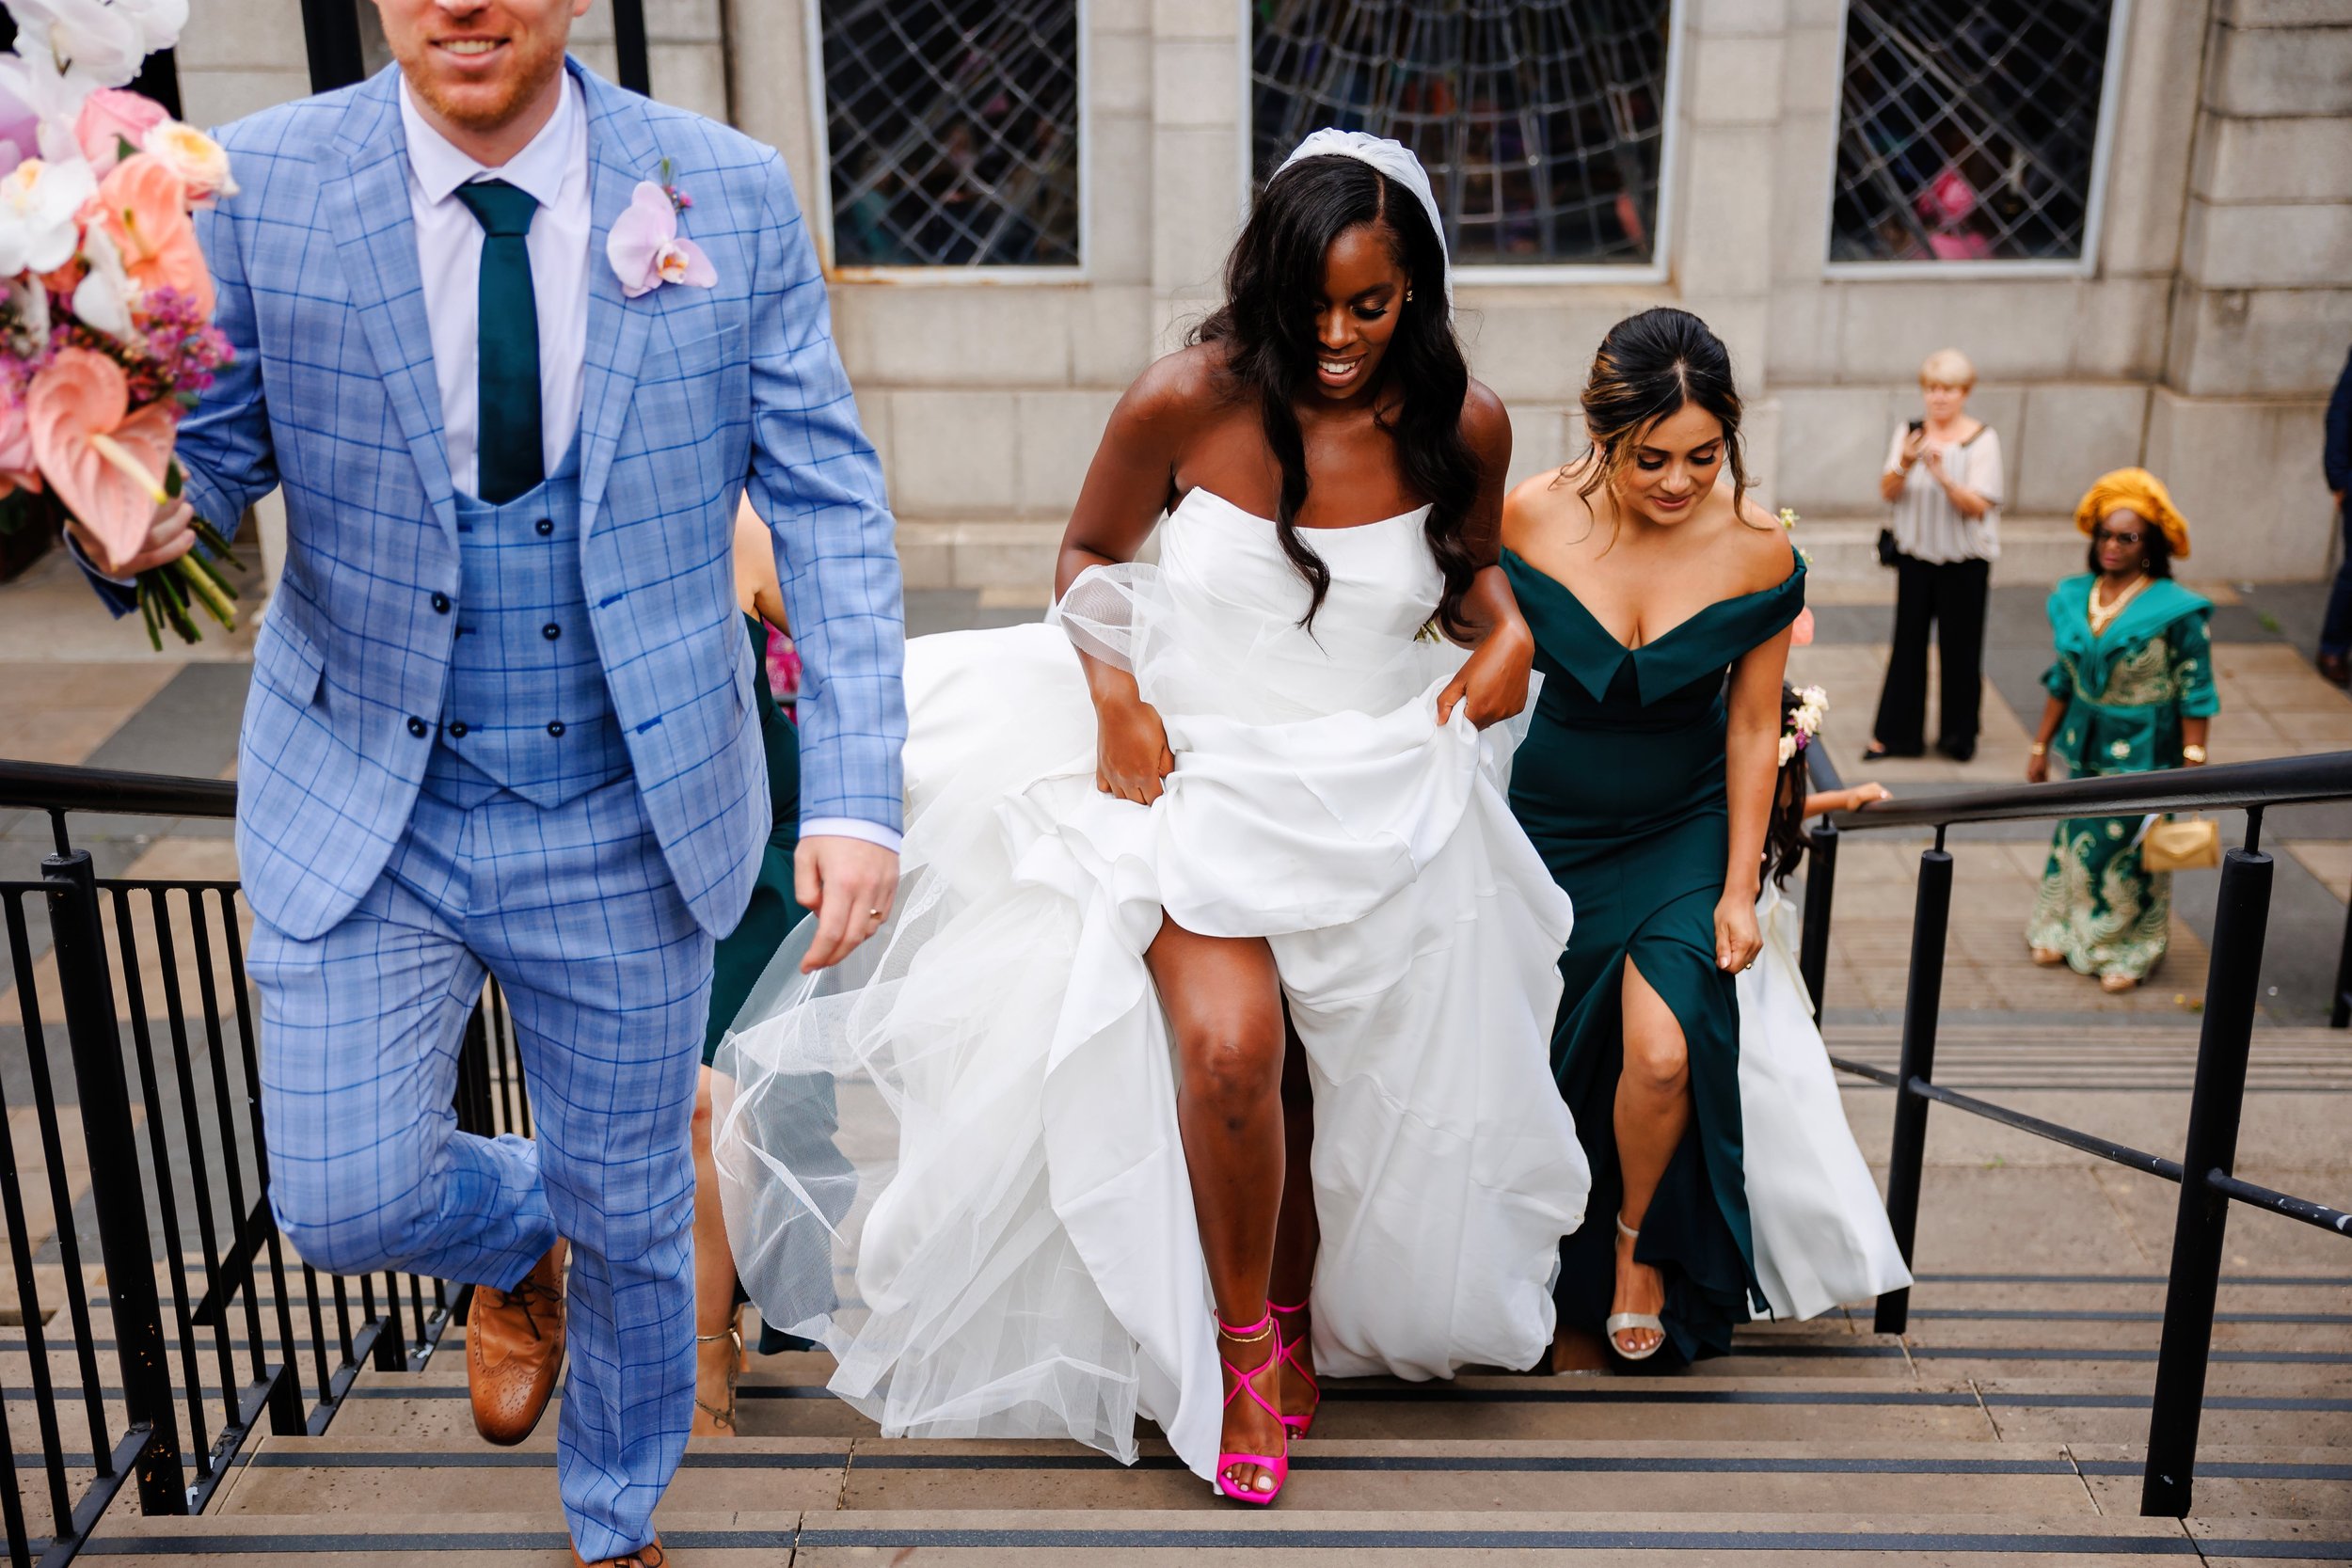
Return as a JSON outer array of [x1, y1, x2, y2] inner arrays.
[[1, 759, 527, 1568], [1793, 746, 2352, 1518]]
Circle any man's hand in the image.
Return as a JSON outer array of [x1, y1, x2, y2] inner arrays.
[[67, 498, 197, 579], [793, 835, 901, 974]]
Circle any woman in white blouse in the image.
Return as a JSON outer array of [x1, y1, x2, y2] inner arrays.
[[1866, 348, 2004, 763]]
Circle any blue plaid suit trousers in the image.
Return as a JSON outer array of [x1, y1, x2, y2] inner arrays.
[[249, 752, 709, 1560]]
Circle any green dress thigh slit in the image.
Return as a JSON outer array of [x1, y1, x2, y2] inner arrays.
[[706, 610, 811, 1059], [1503, 551, 1805, 1368]]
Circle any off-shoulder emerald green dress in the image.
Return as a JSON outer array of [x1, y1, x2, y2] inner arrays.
[[1503, 552, 1805, 1368]]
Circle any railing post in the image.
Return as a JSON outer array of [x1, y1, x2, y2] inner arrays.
[[2141, 843, 2273, 1518], [1799, 818, 1838, 1026], [1874, 835, 1952, 1336], [2330, 890, 2352, 1029], [42, 852, 186, 1514]]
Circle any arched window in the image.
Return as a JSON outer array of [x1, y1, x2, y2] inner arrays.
[[1830, 0, 2124, 267], [1249, 0, 1677, 270], [817, 0, 1083, 270]]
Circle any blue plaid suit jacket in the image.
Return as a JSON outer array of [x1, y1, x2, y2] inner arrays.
[[182, 60, 906, 942]]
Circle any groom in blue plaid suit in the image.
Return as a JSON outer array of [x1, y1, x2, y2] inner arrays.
[[75, 0, 905, 1560]]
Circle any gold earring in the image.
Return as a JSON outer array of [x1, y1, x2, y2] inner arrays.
[[1405, 289, 1414, 302]]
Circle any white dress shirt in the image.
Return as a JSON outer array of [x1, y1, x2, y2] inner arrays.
[[1883, 423, 2003, 564], [399, 72, 590, 498], [399, 74, 897, 855]]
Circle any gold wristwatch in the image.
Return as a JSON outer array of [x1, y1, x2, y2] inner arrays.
[[2181, 744, 2208, 764]]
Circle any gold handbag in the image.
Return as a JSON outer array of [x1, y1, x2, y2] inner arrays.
[[2141, 815, 2221, 872]]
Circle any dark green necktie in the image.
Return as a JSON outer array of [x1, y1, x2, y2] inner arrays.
[[454, 179, 543, 504]]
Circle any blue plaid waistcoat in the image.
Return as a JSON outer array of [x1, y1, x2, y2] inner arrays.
[[440, 439, 629, 804]]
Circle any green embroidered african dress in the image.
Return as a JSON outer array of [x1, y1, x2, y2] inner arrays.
[[1504, 551, 1805, 1368], [2025, 576, 2217, 983], [706, 612, 810, 1062]]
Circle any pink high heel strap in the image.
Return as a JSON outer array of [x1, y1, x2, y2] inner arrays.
[[1214, 1310, 1289, 1504]]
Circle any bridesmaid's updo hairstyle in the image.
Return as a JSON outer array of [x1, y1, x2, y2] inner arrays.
[[1569, 307, 1752, 527], [1192, 155, 1482, 638]]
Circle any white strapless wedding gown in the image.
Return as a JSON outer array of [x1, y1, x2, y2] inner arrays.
[[713, 489, 1589, 1479]]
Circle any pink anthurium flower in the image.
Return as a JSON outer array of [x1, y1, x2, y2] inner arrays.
[[91, 151, 211, 316], [26, 344, 178, 563], [606, 179, 715, 299]]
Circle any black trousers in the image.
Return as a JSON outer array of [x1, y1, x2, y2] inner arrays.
[[1871, 551, 1990, 757]]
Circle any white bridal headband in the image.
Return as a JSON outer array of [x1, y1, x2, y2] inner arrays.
[[1273, 128, 1452, 309]]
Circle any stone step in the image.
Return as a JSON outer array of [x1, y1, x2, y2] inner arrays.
[[200, 1434, 2112, 1518], [78, 1506, 2352, 1564]]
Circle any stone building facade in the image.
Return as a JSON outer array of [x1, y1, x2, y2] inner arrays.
[[181, 0, 2350, 589]]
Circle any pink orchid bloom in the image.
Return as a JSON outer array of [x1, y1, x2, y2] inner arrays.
[[75, 87, 168, 174], [26, 345, 178, 563], [606, 180, 715, 299]]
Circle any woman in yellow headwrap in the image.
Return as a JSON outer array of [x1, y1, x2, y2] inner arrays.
[[2022, 469, 2217, 990]]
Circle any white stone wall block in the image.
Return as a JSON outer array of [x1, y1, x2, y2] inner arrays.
[[2068, 277, 2170, 381], [837, 286, 1079, 387], [2195, 115, 2352, 205], [2184, 200, 2352, 291], [1675, 129, 1776, 297], [1094, 27, 1154, 117], [2091, 0, 2205, 277], [729, 0, 817, 190], [1152, 125, 1245, 293], [1698, 0, 1792, 37], [2143, 389, 2334, 578], [1455, 297, 1669, 404], [1502, 404, 1578, 489], [180, 70, 313, 129], [1764, 282, 1843, 382], [1152, 39, 1242, 128], [649, 41, 730, 120], [888, 390, 1020, 515], [1768, 110, 1836, 278], [1786, 0, 1846, 28], [2215, 0, 2352, 24], [1072, 285, 1157, 388], [1016, 389, 1125, 516], [1088, 114, 1154, 283], [2205, 19, 2352, 117], [1691, 36, 1785, 124], [1153, 0, 1243, 38], [1776, 24, 1842, 117], [1766, 384, 1903, 513], [2011, 383, 2151, 514], [1833, 279, 2085, 383], [1740, 395, 1784, 510], [2167, 283, 2352, 398], [644, 0, 727, 43], [178, 0, 310, 71]]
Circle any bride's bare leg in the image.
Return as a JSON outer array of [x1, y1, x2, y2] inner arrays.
[[690, 1066, 743, 1434], [1149, 919, 1288, 1497], [1609, 959, 1691, 1358], [1269, 1019, 1318, 1420]]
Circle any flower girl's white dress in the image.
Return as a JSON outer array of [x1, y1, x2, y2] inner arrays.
[[1738, 883, 1913, 1320]]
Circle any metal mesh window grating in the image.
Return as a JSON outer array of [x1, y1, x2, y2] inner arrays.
[[818, 0, 1082, 269], [1831, 0, 2116, 263], [1250, 0, 1675, 268]]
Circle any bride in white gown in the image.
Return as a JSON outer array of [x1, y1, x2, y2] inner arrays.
[[712, 133, 1588, 1503]]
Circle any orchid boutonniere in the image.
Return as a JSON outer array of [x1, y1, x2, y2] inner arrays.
[[607, 158, 715, 299]]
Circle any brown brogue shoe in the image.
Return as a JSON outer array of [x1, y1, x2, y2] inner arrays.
[[572, 1537, 665, 1567], [469, 1239, 565, 1445]]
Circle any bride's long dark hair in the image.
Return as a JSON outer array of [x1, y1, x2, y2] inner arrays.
[[1190, 154, 1482, 637]]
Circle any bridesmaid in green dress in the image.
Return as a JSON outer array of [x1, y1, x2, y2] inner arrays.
[[691, 502, 814, 1433], [1502, 309, 1801, 1370]]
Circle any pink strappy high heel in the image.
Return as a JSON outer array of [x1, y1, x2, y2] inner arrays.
[[1267, 1297, 1321, 1438], [1214, 1309, 1289, 1505]]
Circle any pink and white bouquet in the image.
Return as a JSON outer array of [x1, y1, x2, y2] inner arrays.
[[0, 0, 245, 647]]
